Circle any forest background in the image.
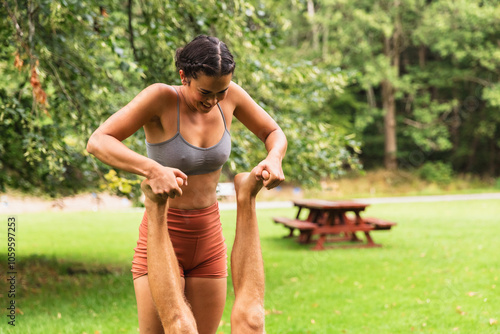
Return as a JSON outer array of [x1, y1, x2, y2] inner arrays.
[[1, 0, 499, 201]]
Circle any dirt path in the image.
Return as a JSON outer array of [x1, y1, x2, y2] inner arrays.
[[1, 192, 499, 214], [219, 192, 500, 211], [354, 192, 500, 204], [0, 192, 134, 214]]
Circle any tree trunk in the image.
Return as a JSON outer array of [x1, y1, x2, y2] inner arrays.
[[466, 134, 479, 172], [291, 0, 299, 47], [489, 137, 496, 176], [382, 78, 397, 170], [128, 0, 139, 62], [382, 32, 398, 170], [466, 110, 484, 172], [382, 0, 401, 170], [419, 44, 426, 69], [307, 0, 320, 51], [451, 90, 460, 151], [367, 85, 376, 110], [28, 0, 36, 112], [322, 22, 329, 60]]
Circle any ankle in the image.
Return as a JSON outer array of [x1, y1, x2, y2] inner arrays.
[[236, 194, 256, 206]]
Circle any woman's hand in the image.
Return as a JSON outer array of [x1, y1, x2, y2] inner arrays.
[[252, 156, 285, 190], [145, 167, 188, 200]]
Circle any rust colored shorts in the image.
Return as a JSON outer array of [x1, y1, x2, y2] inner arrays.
[[131, 202, 228, 280]]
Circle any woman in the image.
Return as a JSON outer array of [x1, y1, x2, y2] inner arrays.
[[87, 35, 287, 333]]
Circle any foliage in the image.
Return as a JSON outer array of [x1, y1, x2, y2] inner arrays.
[[101, 169, 142, 206], [411, 0, 500, 174], [1, 0, 141, 196], [274, 0, 500, 175], [2, 0, 499, 198], [230, 59, 361, 184], [417, 161, 454, 185], [1, 0, 359, 196]]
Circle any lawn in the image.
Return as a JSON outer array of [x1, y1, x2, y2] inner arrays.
[[0, 199, 499, 333]]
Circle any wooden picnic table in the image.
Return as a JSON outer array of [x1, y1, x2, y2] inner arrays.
[[273, 199, 396, 250]]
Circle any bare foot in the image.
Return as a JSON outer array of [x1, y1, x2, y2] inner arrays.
[[234, 169, 267, 199]]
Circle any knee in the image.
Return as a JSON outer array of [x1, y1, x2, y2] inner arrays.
[[231, 303, 265, 333], [164, 312, 198, 334]]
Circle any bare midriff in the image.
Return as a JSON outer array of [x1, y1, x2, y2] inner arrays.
[[168, 169, 222, 210]]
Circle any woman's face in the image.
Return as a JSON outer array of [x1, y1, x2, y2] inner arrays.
[[180, 71, 232, 113]]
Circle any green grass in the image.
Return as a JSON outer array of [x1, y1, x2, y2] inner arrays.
[[1, 199, 499, 333]]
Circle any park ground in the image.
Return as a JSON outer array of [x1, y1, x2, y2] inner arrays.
[[0, 171, 499, 334], [0, 196, 499, 333]]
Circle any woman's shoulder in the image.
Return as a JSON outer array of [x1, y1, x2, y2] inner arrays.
[[129, 83, 179, 124], [141, 83, 178, 103], [228, 81, 244, 94], [227, 81, 257, 107], [227, 81, 251, 103]]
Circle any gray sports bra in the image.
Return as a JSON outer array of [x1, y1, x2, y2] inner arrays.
[[146, 88, 231, 176]]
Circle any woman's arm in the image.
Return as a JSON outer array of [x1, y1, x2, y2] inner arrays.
[[232, 83, 287, 189], [87, 83, 187, 197]]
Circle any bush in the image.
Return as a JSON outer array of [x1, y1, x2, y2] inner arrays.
[[495, 177, 500, 189], [101, 170, 143, 207], [418, 161, 454, 184]]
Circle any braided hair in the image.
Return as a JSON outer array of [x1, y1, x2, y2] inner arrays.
[[175, 35, 235, 82]]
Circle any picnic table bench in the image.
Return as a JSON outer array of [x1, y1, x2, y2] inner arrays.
[[272, 216, 316, 243], [362, 217, 397, 230], [273, 199, 396, 250]]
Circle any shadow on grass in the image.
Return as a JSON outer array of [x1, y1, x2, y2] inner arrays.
[[0, 254, 138, 332], [261, 234, 365, 251], [1, 253, 129, 277], [0, 253, 136, 322], [0, 253, 132, 298]]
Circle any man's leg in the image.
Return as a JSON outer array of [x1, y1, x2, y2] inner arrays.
[[134, 275, 166, 334], [231, 171, 266, 333], [141, 180, 198, 333]]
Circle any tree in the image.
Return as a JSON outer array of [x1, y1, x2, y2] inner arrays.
[[1, 0, 361, 197], [1, 0, 140, 195], [274, 0, 500, 175], [412, 0, 500, 174]]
